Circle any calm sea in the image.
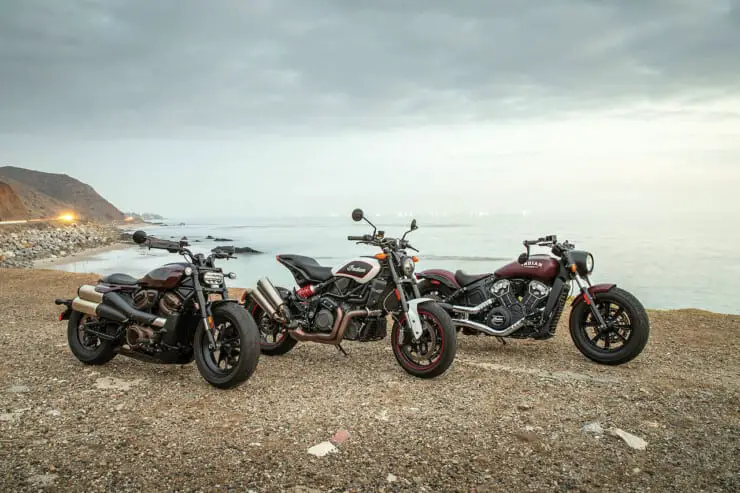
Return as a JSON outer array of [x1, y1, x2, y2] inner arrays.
[[50, 212, 739, 315]]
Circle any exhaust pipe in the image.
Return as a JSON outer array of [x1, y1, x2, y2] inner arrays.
[[290, 308, 383, 344], [257, 278, 285, 311], [72, 288, 167, 328], [451, 316, 528, 337], [78, 285, 104, 303], [441, 299, 494, 315], [251, 277, 291, 321], [72, 297, 128, 323]]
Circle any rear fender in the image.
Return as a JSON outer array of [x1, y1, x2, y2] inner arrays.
[[415, 269, 460, 291], [571, 284, 616, 308]]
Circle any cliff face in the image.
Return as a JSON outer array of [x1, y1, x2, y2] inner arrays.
[[0, 166, 124, 221], [0, 180, 28, 220]]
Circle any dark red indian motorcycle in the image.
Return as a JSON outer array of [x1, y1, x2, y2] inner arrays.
[[416, 235, 650, 365], [55, 231, 261, 389]]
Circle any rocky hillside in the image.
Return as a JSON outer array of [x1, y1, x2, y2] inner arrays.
[[0, 180, 27, 219], [0, 166, 124, 221]]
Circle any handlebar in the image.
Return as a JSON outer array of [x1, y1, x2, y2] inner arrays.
[[347, 233, 418, 252], [347, 235, 371, 241]]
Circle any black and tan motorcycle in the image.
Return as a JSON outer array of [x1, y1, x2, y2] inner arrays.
[[241, 209, 457, 378], [55, 231, 260, 389]]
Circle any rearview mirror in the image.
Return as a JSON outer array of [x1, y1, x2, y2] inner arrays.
[[351, 208, 364, 222], [410, 219, 418, 231], [132, 230, 148, 245]]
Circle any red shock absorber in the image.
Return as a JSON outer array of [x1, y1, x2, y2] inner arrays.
[[295, 284, 317, 299]]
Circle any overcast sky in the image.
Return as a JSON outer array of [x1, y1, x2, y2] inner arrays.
[[1, 0, 738, 217]]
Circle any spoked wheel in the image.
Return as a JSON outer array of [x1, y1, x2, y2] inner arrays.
[[194, 303, 260, 389], [391, 302, 457, 378], [250, 304, 298, 356], [66, 311, 117, 365], [569, 287, 650, 365]]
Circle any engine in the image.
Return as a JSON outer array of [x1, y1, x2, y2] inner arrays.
[[482, 279, 551, 335], [305, 295, 387, 342], [129, 290, 185, 347]]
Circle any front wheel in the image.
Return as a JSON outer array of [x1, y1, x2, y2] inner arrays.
[[569, 287, 650, 365], [391, 302, 457, 378], [194, 303, 261, 389]]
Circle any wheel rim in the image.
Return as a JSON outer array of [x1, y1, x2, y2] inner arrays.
[[201, 313, 242, 374], [393, 310, 445, 371], [253, 307, 287, 348], [579, 300, 634, 352], [77, 315, 102, 350]]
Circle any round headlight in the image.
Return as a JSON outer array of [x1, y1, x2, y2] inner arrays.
[[586, 253, 594, 273], [401, 257, 415, 276]]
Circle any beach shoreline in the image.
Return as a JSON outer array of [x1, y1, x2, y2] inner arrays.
[[32, 242, 133, 268]]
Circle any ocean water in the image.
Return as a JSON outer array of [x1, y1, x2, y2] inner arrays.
[[50, 211, 740, 314]]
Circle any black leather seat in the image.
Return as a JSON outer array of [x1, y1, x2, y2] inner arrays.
[[277, 254, 333, 282], [455, 270, 489, 286], [101, 273, 139, 285]]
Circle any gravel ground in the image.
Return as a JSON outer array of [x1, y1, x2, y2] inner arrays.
[[1, 268, 738, 492]]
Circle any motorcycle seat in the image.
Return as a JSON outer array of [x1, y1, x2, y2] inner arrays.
[[101, 273, 139, 286], [277, 254, 333, 282], [454, 270, 490, 287]]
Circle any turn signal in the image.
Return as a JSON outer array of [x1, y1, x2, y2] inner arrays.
[[570, 264, 577, 273], [375, 253, 387, 260], [411, 256, 419, 263]]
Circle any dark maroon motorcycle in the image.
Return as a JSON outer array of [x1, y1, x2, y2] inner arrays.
[[416, 235, 650, 365], [55, 231, 261, 389]]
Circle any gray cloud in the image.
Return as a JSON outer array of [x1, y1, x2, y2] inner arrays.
[[0, 0, 738, 136]]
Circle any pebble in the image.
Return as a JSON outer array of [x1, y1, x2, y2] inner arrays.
[[610, 428, 649, 450], [582, 422, 605, 435], [8, 385, 30, 393], [307, 442, 338, 457]]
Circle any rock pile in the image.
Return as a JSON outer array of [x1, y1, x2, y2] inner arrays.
[[0, 222, 121, 268]]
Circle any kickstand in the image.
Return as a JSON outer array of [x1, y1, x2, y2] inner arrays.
[[335, 344, 349, 357], [497, 337, 507, 345]]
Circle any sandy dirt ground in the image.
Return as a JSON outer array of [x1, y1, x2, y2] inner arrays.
[[0, 268, 738, 492]]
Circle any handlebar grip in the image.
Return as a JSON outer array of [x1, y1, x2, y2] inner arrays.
[[347, 235, 364, 241]]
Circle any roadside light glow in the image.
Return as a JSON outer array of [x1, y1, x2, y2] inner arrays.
[[124, 216, 135, 222], [58, 213, 76, 222]]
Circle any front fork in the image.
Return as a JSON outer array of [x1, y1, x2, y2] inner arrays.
[[395, 278, 426, 340], [194, 283, 219, 350], [572, 275, 608, 329]]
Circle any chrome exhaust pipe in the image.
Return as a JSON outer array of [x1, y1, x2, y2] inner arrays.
[[257, 277, 285, 311], [78, 285, 104, 303], [452, 316, 528, 337], [72, 297, 128, 323], [442, 299, 494, 315], [72, 297, 100, 316], [246, 287, 278, 318]]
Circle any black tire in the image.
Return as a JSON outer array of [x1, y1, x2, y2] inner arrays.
[[67, 310, 118, 365], [249, 302, 298, 356], [391, 301, 457, 378], [194, 302, 261, 389], [569, 287, 650, 365]]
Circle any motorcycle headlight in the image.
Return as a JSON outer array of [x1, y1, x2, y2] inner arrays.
[[586, 253, 594, 273], [401, 257, 415, 276], [202, 271, 224, 286]]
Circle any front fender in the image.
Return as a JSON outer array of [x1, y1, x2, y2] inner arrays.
[[406, 298, 436, 340], [570, 283, 616, 308]]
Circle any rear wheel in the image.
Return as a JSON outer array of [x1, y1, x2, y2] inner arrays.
[[569, 287, 650, 365], [391, 302, 457, 378], [250, 303, 298, 356], [194, 303, 260, 389], [66, 311, 118, 365]]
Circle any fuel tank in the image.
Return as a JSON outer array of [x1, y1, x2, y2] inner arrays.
[[331, 257, 381, 285], [495, 255, 559, 282], [139, 263, 188, 289]]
